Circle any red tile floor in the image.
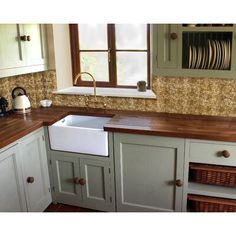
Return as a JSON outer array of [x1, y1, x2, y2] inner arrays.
[[44, 203, 99, 212]]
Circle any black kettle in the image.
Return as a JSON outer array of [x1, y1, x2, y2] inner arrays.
[[0, 97, 8, 116]]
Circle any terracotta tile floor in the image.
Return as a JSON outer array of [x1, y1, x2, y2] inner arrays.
[[44, 203, 99, 212]]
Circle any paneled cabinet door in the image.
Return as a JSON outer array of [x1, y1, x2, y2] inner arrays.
[[20, 129, 51, 212], [51, 152, 83, 206], [0, 24, 25, 70], [114, 133, 185, 212], [0, 144, 27, 212], [153, 24, 179, 73], [80, 158, 115, 211], [21, 24, 47, 66]]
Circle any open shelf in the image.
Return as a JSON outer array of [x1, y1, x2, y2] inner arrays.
[[188, 182, 236, 200]]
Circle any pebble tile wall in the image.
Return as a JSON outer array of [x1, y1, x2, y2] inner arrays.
[[1, 70, 236, 117]]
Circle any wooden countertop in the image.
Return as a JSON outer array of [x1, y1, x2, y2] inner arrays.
[[1, 106, 236, 150]]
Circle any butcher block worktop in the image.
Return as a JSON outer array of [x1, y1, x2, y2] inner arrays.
[[1, 106, 236, 149]]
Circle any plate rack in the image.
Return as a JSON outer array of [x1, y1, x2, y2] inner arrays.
[[182, 32, 232, 70]]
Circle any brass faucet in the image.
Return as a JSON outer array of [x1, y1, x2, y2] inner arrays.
[[74, 72, 96, 99]]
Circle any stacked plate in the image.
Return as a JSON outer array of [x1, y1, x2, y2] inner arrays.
[[188, 39, 231, 70]]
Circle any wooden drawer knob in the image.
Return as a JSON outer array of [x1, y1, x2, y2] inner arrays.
[[170, 32, 178, 40], [79, 178, 86, 186], [27, 176, 34, 183], [74, 177, 80, 184], [27, 35, 31, 41], [175, 179, 183, 187], [20, 35, 27, 41], [222, 150, 230, 158]]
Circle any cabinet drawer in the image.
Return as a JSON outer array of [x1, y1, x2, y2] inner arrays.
[[188, 140, 236, 166]]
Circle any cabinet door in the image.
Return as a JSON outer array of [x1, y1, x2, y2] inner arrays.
[[20, 129, 51, 212], [22, 24, 47, 66], [0, 24, 25, 70], [153, 24, 179, 72], [114, 133, 184, 212], [0, 144, 27, 212], [80, 158, 115, 211], [51, 152, 82, 205]]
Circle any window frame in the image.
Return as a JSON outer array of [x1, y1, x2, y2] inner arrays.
[[69, 24, 150, 88]]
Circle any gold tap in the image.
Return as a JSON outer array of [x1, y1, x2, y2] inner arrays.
[[74, 72, 96, 99]]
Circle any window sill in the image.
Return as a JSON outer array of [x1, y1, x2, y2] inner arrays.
[[53, 86, 156, 99]]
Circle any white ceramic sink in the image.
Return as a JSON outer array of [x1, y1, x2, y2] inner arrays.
[[48, 115, 111, 156]]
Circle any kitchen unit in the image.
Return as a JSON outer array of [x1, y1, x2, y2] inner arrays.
[[0, 127, 51, 212], [153, 24, 236, 78], [0, 24, 48, 78], [1, 24, 236, 212], [2, 107, 236, 212]]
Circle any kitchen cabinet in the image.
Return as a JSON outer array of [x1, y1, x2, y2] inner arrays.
[[152, 24, 179, 74], [0, 144, 27, 212], [114, 133, 185, 212], [20, 128, 51, 212], [0, 127, 51, 212], [183, 139, 236, 212], [0, 24, 48, 78], [47, 132, 115, 212], [153, 24, 236, 78]]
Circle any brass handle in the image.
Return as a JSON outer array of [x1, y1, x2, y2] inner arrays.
[[27, 176, 34, 183], [175, 179, 183, 187], [79, 178, 86, 186], [170, 32, 178, 40], [20, 35, 27, 41], [222, 150, 230, 158], [27, 35, 31, 41], [74, 177, 80, 184]]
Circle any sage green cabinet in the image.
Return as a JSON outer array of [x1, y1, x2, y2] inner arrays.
[[0, 144, 27, 212], [0, 24, 48, 78], [183, 139, 236, 212], [114, 133, 185, 212], [20, 128, 52, 212], [50, 151, 115, 212], [153, 24, 179, 73], [0, 128, 51, 212], [153, 24, 236, 79]]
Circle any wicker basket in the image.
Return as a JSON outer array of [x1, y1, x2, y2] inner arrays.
[[189, 163, 236, 187], [188, 194, 236, 212]]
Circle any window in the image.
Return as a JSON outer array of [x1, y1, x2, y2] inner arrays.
[[70, 24, 150, 88]]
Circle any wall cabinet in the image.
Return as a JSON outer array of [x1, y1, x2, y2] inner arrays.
[[0, 128, 51, 212], [114, 133, 185, 212], [0, 24, 48, 78], [153, 24, 236, 79]]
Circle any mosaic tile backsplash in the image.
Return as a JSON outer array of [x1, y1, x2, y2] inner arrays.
[[1, 70, 236, 117]]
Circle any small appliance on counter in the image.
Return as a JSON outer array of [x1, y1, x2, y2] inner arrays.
[[12, 86, 31, 114], [0, 96, 8, 116]]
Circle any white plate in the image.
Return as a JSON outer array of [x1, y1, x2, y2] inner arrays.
[[219, 40, 225, 70], [203, 45, 208, 69], [227, 40, 231, 69], [207, 40, 212, 69], [210, 40, 217, 69], [192, 46, 197, 69], [196, 46, 202, 69], [189, 45, 192, 68], [200, 46, 205, 69], [215, 40, 221, 69]]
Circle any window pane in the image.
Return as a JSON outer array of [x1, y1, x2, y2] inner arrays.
[[116, 52, 147, 86], [79, 24, 108, 50], [115, 24, 147, 50], [80, 52, 109, 82]]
